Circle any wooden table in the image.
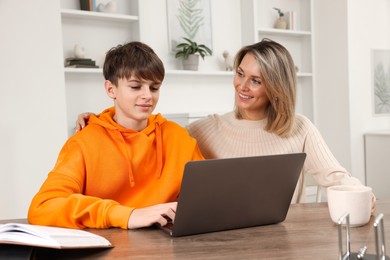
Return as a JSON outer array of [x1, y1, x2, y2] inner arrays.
[[2, 200, 390, 259]]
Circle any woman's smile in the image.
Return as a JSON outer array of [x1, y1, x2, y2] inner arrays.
[[238, 92, 253, 100]]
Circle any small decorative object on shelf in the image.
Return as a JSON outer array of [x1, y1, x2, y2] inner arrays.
[[285, 11, 297, 30], [97, 0, 117, 13], [222, 51, 233, 71], [64, 44, 99, 68], [74, 44, 86, 59], [273, 7, 288, 30], [175, 37, 212, 71], [64, 58, 99, 68]]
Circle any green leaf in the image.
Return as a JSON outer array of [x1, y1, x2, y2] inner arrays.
[[174, 37, 212, 60]]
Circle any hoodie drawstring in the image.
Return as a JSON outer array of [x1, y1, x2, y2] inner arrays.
[[155, 122, 164, 179]]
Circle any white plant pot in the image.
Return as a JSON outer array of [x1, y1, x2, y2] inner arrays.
[[182, 54, 199, 71]]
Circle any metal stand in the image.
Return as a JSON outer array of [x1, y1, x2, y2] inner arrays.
[[338, 213, 389, 260]]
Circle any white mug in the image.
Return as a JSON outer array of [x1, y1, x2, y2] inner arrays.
[[327, 185, 372, 227]]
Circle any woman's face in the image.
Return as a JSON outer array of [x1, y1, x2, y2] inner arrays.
[[234, 53, 269, 120]]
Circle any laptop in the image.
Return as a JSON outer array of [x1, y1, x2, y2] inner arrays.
[[160, 152, 306, 237]]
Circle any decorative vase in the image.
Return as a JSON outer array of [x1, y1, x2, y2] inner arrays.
[[182, 54, 199, 71], [97, 0, 117, 13], [74, 44, 86, 58], [274, 16, 288, 29]]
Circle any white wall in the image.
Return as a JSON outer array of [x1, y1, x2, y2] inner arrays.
[[0, 1, 68, 219], [347, 0, 390, 182], [314, 0, 390, 184], [312, 1, 352, 172]]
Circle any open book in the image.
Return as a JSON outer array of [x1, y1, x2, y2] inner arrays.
[[0, 223, 112, 249]]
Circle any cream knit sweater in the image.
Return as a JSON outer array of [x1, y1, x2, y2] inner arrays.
[[186, 112, 362, 203]]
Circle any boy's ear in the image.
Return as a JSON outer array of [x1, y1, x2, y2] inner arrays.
[[105, 80, 116, 99]]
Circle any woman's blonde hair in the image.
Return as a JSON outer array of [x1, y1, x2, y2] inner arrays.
[[233, 38, 297, 137]]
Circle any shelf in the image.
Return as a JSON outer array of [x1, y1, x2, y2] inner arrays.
[[60, 9, 138, 23], [64, 67, 102, 74], [365, 131, 390, 136], [64, 68, 308, 78], [166, 70, 234, 76], [257, 28, 311, 37], [64, 68, 233, 77]]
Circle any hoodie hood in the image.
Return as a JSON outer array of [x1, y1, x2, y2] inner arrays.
[[88, 107, 167, 187]]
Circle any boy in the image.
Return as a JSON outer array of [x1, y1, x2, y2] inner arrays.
[[28, 42, 204, 229]]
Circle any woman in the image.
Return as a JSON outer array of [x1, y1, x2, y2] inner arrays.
[[76, 39, 374, 207], [186, 38, 366, 203]]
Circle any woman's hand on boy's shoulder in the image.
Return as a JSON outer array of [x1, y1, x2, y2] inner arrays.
[[75, 112, 94, 133]]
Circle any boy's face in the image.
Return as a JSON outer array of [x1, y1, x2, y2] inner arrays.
[[105, 76, 161, 130]]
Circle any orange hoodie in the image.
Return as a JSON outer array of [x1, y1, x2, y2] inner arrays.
[[28, 107, 204, 229]]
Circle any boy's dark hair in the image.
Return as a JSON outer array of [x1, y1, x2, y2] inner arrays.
[[103, 41, 165, 86]]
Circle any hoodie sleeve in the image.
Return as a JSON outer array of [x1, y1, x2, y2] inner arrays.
[[28, 138, 132, 229]]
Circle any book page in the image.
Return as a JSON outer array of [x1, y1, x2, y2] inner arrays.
[[0, 223, 112, 249]]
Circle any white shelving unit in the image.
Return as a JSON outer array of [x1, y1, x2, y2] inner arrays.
[[241, 0, 314, 122], [61, 8, 139, 22], [60, 1, 140, 66], [59, 0, 235, 136]]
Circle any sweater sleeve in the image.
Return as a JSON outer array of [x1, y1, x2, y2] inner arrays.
[[301, 118, 362, 188], [28, 139, 132, 229]]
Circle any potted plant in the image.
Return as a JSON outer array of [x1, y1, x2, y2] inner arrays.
[[175, 37, 212, 70]]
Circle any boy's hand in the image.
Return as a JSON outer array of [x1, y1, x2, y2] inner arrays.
[[128, 202, 177, 229]]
